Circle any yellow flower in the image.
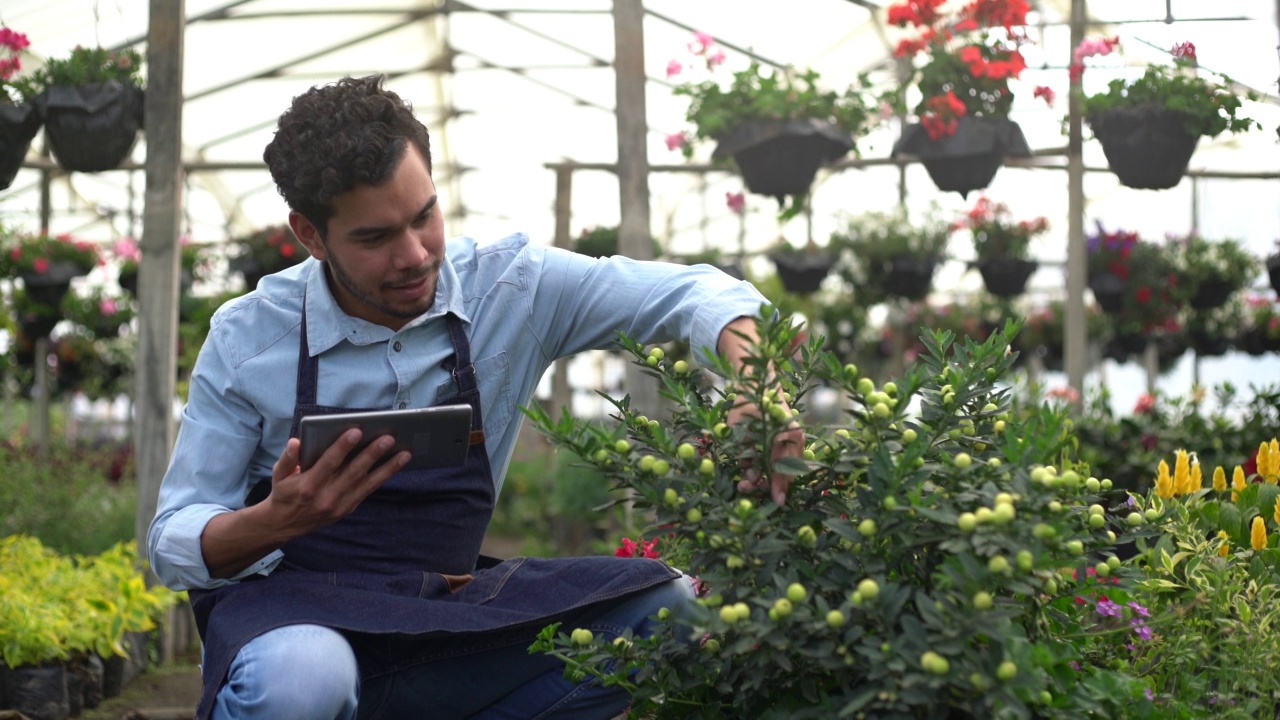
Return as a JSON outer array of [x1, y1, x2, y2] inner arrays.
[[1155, 459, 1175, 499], [1261, 438, 1280, 480], [1174, 449, 1191, 495], [1232, 465, 1247, 502], [1213, 466, 1226, 492], [1190, 460, 1202, 492], [1218, 530, 1230, 557], [1274, 500, 1280, 527], [1252, 516, 1268, 551]]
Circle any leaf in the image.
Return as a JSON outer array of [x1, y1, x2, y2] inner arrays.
[[1219, 502, 1243, 540]]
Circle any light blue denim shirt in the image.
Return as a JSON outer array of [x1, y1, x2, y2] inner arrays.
[[148, 232, 768, 590]]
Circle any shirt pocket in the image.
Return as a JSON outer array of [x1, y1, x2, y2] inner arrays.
[[438, 351, 512, 443]]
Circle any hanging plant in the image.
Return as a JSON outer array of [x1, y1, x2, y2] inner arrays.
[[830, 209, 950, 304], [228, 225, 310, 291], [886, 0, 1044, 196], [30, 45, 145, 173], [1086, 225, 1181, 332], [670, 32, 882, 215], [955, 195, 1048, 298], [0, 25, 41, 190], [1079, 40, 1259, 190], [0, 229, 100, 322], [1166, 233, 1258, 311]]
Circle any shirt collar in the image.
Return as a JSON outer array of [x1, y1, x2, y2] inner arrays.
[[302, 254, 471, 357]]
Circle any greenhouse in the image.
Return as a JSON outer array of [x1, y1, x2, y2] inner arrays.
[[1, 0, 1279, 718]]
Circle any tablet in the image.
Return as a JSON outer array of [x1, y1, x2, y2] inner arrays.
[[297, 404, 474, 472]]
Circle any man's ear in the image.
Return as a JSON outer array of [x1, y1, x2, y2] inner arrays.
[[289, 211, 327, 261]]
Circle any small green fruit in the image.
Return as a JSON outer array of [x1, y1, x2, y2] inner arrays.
[[996, 660, 1018, 681], [883, 381, 898, 395], [826, 610, 846, 628], [571, 628, 594, 646], [797, 526, 817, 547], [873, 402, 891, 419], [772, 598, 792, 618], [1066, 540, 1085, 555], [663, 487, 679, 505], [858, 519, 878, 537], [648, 347, 664, 361], [973, 591, 994, 610], [1085, 477, 1101, 492], [653, 459, 670, 476], [673, 360, 689, 375], [988, 555, 1011, 575], [703, 638, 720, 653], [1145, 508, 1160, 521], [902, 428, 918, 443], [856, 378, 875, 396], [1016, 550, 1033, 572], [699, 458, 715, 476], [957, 512, 977, 532], [686, 508, 702, 523], [1106, 555, 1121, 571], [614, 439, 631, 453], [787, 583, 808, 603], [843, 363, 859, 378], [677, 443, 696, 461], [1126, 512, 1143, 526], [1089, 513, 1106, 529], [856, 578, 880, 600], [955, 453, 972, 469], [992, 503, 1015, 525]]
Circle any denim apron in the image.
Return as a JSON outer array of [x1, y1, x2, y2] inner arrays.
[[189, 308, 678, 720]]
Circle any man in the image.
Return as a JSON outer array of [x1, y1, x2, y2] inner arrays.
[[149, 74, 802, 720]]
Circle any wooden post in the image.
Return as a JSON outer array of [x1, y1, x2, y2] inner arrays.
[[613, 0, 658, 416], [137, 0, 185, 571], [1064, 0, 1088, 407], [33, 336, 50, 453], [550, 166, 574, 418]]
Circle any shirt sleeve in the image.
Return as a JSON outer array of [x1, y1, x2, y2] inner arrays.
[[523, 246, 770, 365], [147, 322, 282, 591]]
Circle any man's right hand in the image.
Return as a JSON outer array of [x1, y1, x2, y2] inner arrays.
[[200, 431, 409, 579]]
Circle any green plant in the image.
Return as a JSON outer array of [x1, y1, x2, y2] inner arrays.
[[61, 287, 135, 339], [527, 312, 1172, 718], [670, 33, 879, 160], [957, 195, 1049, 263], [829, 209, 950, 305], [228, 225, 309, 277], [1166, 233, 1258, 307], [1081, 44, 1258, 139], [33, 45, 144, 89], [573, 225, 662, 260], [1086, 226, 1181, 334], [887, 0, 1044, 138], [0, 229, 100, 278]]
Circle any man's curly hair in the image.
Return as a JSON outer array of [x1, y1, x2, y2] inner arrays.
[[263, 74, 433, 237]]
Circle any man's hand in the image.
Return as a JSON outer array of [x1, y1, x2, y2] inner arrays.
[[200, 431, 409, 578], [717, 316, 808, 507]]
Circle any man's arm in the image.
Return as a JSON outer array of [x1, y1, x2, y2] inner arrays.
[[199, 434, 410, 578], [717, 316, 806, 507]]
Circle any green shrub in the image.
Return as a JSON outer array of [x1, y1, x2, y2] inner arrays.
[[528, 311, 1163, 718], [0, 441, 135, 555]]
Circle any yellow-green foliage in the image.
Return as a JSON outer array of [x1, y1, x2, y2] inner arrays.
[[0, 535, 184, 667]]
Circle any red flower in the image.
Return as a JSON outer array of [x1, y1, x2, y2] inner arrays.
[[1136, 286, 1152, 304], [1171, 41, 1196, 61], [33, 257, 49, 274], [1033, 85, 1056, 107], [615, 536, 660, 559]]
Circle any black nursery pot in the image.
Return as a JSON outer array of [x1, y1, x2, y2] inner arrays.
[[713, 118, 853, 200], [1267, 254, 1280, 296], [884, 255, 937, 301], [770, 251, 833, 295], [3, 663, 70, 720], [892, 116, 1032, 198], [39, 81, 144, 173], [1088, 272, 1126, 314], [0, 101, 43, 190], [1088, 105, 1199, 190], [1188, 275, 1235, 310], [977, 258, 1037, 298]]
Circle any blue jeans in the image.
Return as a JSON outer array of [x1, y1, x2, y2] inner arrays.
[[211, 575, 695, 720]]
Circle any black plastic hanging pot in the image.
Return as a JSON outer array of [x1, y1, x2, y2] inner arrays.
[[1267, 253, 1280, 296], [1087, 105, 1199, 190], [713, 118, 853, 201], [0, 101, 42, 189], [38, 81, 144, 172], [976, 258, 1037, 298], [1187, 275, 1235, 310], [892, 116, 1031, 198], [769, 250, 833, 294], [1088, 272, 1126, 314], [884, 254, 938, 301], [1189, 328, 1231, 357]]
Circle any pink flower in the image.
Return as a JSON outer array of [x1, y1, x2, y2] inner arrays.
[[33, 257, 49, 274], [0, 28, 30, 52], [113, 237, 142, 262], [688, 31, 715, 55], [725, 191, 745, 214], [664, 132, 687, 152], [1171, 41, 1196, 61], [1133, 393, 1156, 414], [1046, 386, 1080, 404], [1033, 85, 1056, 107], [1073, 36, 1120, 64], [100, 299, 118, 316], [665, 59, 683, 79], [706, 49, 726, 68]]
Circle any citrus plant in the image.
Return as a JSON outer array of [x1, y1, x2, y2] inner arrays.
[[527, 309, 1166, 718]]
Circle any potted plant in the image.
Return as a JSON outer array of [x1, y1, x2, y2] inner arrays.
[[572, 225, 662, 260], [830, 209, 950, 303], [1266, 240, 1280, 296], [1184, 299, 1244, 357], [0, 25, 41, 190], [670, 32, 881, 211], [1081, 41, 1259, 190], [956, 195, 1048, 297], [768, 240, 833, 296], [527, 317, 1164, 717], [1166, 233, 1258, 310], [1239, 295, 1280, 355], [228, 225, 310, 290], [886, 0, 1041, 196], [31, 45, 145, 172], [1086, 225, 1181, 335], [61, 286, 134, 339], [112, 235, 205, 297], [0, 229, 100, 320]]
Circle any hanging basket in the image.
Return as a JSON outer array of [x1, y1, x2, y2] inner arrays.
[[712, 118, 853, 201], [1088, 272, 1126, 314], [1267, 253, 1280, 296], [1186, 275, 1235, 311], [1188, 328, 1231, 357], [976, 258, 1037, 298], [769, 250, 833, 295], [892, 116, 1031, 198], [19, 260, 87, 308], [1087, 105, 1199, 190], [883, 254, 938, 301], [0, 101, 42, 190], [38, 81, 144, 172]]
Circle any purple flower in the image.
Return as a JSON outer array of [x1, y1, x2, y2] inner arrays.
[[1127, 602, 1150, 618], [1069, 661, 1082, 672], [1145, 688, 1155, 700], [1127, 496, 1137, 507], [1131, 621, 1153, 640], [1096, 597, 1122, 617]]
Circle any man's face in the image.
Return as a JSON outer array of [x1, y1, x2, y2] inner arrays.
[[290, 144, 446, 331]]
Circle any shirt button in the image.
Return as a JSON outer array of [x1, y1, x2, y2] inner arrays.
[[398, 402, 407, 409], [393, 341, 403, 352]]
